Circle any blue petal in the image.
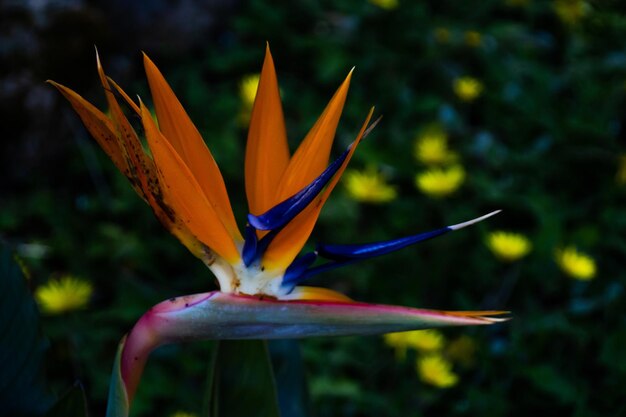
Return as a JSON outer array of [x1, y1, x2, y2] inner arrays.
[[248, 145, 352, 231], [242, 225, 258, 267], [317, 211, 502, 260], [283, 228, 450, 287], [284, 211, 502, 286], [283, 258, 351, 289], [282, 252, 318, 287], [316, 227, 451, 260]]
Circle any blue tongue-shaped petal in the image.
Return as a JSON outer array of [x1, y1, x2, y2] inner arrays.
[[242, 225, 259, 266], [317, 210, 501, 260], [248, 145, 352, 231], [281, 211, 502, 288], [317, 228, 449, 260]]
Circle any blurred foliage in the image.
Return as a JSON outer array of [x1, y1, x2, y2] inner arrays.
[[2, 0, 626, 416]]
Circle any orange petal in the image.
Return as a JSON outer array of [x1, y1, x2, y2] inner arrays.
[[97, 58, 211, 263], [279, 286, 353, 302], [262, 108, 375, 272], [143, 53, 241, 241], [140, 101, 241, 263], [276, 69, 353, 201], [47, 80, 129, 178], [106, 76, 141, 116], [245, 44, 290, 215]]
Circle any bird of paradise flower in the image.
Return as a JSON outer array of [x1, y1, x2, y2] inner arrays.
[[49, 45, 507, 416]]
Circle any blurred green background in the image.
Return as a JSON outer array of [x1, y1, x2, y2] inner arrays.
[[2, 0, 626, 416]]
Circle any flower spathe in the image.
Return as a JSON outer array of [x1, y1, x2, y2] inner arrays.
[[50, 45, 507, 415]]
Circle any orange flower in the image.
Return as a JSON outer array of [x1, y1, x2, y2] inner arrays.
[[50, 46, 499, 302], [50, 46, 507, 412]]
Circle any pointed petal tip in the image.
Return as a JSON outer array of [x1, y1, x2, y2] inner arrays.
[[345, 67, 354, 83], [448, 210, 502, 231], [46, 79, 83, 98], [141, 51, 152, 66], [459, 310, 511, 324], [247, 213, 266, 230], [362, 112, 382, 139], [94, 45, 102, 66]]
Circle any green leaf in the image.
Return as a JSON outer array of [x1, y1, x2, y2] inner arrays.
[[105, 338, 130, 417], [209, 340, 281, 417], [0, 245, 53, 415], [525, 364, 578, 404], [268, 340, 313, 417], [200, 342, 219, 417], [600, 329, 626, 374], [45, 382, 88, 417]]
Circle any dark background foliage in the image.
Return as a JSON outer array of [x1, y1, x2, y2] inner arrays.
[[2, 0, 626, 416]]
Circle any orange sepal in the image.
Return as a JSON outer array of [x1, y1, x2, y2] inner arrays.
[[95, 51, 157, 202], [143, 53, 241, 241], [262, 107, 375, 272], [245, 44, 290, 215], [140, 101, 241, 264], [47, 80, 129, 178]]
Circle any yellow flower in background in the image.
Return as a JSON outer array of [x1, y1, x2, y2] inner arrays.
[[384, 331, 412, 360], [238, 74, 261, 124], [170, 412, 197, 417], [384, 330, 445, 359], [446, 335, 477, 367], [416, 165, 465, 198], [240, 74, 260, 107], [35, 275, 93, 314], [453, 77, 483, 102], [417, 354, 458, 388], [344, 166, 397, 203], [486, 231, 532, 262], [369, 0, 399, 10], [433, 27, 451, 44], [554, 0, 590, 25], [384, 330, 445, 363], [414, 126, 457, 165], [464, 31, 482, 48], [616, 154, 626, 185], [555, 246, 596, 280], [405, 329, 445, 351]]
